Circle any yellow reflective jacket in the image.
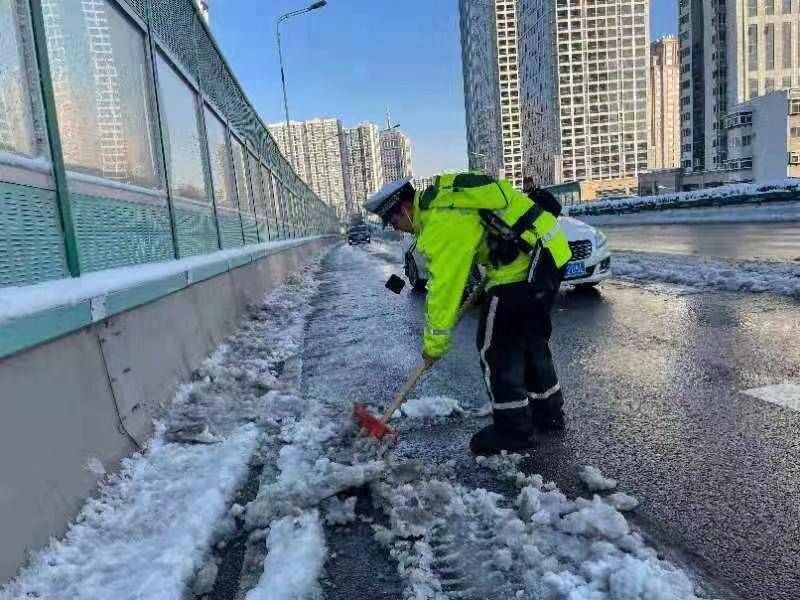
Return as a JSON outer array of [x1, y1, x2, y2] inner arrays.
[[414, 172, 572, 358]]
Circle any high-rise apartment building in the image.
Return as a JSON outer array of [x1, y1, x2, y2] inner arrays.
[[649, 36, 680, 169], [344, 123, 383, 210], [679, 0, 800, 173], [458, 0, 524, 188], [518, 0, 651, 198], [495, 0, 524, 187], [380, 128, 413, 183], [459, 0, 503, 180], [268, 118, 352, 220], [268, 120, 311, 184]]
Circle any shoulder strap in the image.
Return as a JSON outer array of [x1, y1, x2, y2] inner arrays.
[[511, 205, 543, 236]]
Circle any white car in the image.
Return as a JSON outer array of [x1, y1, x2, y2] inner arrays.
[[403, 216, 611, 291]]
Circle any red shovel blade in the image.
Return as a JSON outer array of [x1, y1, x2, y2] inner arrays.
[[353, 403, 396, 440]]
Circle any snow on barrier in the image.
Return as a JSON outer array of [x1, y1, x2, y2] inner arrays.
[[569, 179, 800, 216]]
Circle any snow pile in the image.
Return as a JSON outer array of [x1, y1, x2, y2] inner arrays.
[[245, 444, 384, 527], [0, 425, 259, 600], [614, 251, 800, 298], [582, 200, 800, 226], [606, 493, 640, 512], [322, 496, 358, 526], [579, 465, 618, 492], [1, 254, 330, 599], [245, 511, 327, 600], [84, 457, 106, 476], [569, 178, 800, 217], [402, 396, 464, 418], [369, 453, 698, 599]]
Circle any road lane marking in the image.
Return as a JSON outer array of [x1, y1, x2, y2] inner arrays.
[[741, 384, 800, 412]]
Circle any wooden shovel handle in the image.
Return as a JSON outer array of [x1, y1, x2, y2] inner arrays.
[[379, 280, 484, 425], [381, 362, 430, 423]]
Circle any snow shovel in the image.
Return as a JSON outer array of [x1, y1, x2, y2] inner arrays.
[[353, 280, 485, 441], [353, 362, 431, 441]]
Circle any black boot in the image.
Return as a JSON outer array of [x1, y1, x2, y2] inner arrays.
[[469, 424, 534, 456], [529, 392, 565, 431]]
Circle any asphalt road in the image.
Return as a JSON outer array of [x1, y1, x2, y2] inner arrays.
[[302, 242, 800, 600], [602, 222, 800, 262]]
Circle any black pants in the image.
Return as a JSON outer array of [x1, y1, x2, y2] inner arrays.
[[475, 251, 563, 436]]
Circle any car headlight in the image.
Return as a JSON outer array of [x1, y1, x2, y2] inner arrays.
[[595, 231, 608, 251]]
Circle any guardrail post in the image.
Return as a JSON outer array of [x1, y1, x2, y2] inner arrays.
[[144, 0, 180, 259], [28, 0, 80, 277], [192, 18, 223, 252]]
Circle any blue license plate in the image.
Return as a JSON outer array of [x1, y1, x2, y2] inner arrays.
[[565, 261, 587, 279]]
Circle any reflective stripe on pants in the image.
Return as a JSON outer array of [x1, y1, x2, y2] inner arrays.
[[476, 252, 564, 436]]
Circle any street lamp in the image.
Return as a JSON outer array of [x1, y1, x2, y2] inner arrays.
[[276, 1, 327, 161]]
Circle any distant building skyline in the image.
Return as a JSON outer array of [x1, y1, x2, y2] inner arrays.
[[268, 118, 352, 220], [679, 0, 800, 173], [268, 117, 417, 218], [344, 122, 383, 212], [380, 127, 413, 183]]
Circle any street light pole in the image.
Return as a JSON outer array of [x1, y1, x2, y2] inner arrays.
[[276, 1, 327, 165]]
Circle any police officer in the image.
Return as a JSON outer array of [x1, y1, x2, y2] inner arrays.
[[364, 173, 571, 455]]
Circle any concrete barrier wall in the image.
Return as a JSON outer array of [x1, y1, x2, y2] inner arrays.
[[0, 238, 335, 582]]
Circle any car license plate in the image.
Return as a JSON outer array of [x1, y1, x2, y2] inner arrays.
[[565, 261, 586, 279]]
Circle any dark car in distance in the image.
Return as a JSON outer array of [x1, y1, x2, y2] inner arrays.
[[347, 223, 371, 245]]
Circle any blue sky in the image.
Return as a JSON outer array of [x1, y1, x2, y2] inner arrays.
[[212, 1, 678, 178]]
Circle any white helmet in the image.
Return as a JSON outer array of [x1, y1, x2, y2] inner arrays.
[[363, 177, 414, 226]]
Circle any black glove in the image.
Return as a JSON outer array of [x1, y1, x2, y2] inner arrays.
[[530, 188, 562, 217]]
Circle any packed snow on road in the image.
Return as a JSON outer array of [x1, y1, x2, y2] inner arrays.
[[1, 248, 704, 600], [581, 200, 800, 226], [612, 251, 800, 298]]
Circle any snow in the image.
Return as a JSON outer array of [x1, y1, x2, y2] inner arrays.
[[370, 453, 698, 599], [402, 396, 464, 418], [192, 560, 219, 596], [321, 495, 358, 526], [1, 243, 704, 599], [581, 200, 800, 226], [613, 252, 800, 298], [83, 457, 106, 477], [1, 251, 330, 599], [0, 236, 323, 324], [245, 511, 327, 600], [0, 151, 52, 174], [741, 384, 800, 412], [579, 466, 618, 492], [0, 425, 259, 600], [605, 493, 640, 512], [569, 178, 800, 217]]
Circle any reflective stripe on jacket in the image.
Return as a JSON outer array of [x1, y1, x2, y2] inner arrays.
[[414, 172, 572, 358]]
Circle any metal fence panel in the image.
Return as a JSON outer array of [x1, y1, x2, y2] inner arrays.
[[72, 193, 174, 271], [0, 182, 68, 286], [0, 0, 337, 291]]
